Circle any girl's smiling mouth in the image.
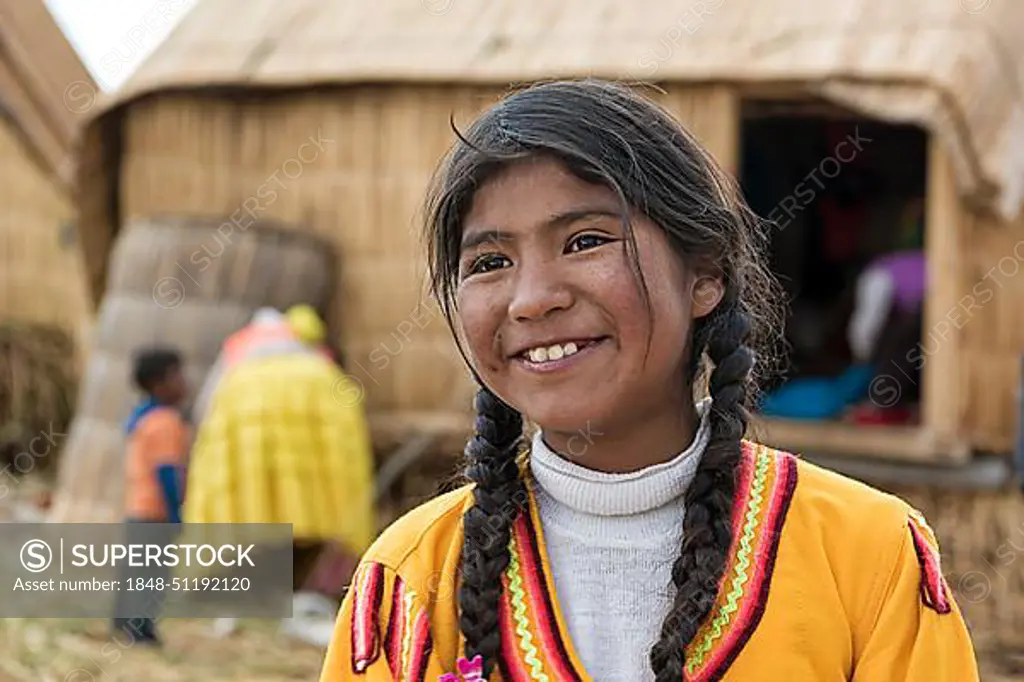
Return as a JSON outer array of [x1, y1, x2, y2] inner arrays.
[[510, 336, 611, 373]]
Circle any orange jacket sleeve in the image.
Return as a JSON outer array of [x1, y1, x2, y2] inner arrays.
[[852, 509, 980, 681]]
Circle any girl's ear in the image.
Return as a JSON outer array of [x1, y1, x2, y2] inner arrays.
[[690, 274, 725, 319]]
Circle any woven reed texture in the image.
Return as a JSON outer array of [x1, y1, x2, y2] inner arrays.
[[0, 0, 98, 189], [77, 0, 1024, 226], [73, 85, 737, 436], [72, 92, 1024, 460], [66, 0, 1024, 460], [955, 210, 1024, 455], [888, 482, 1024, 654], [0, 117, 91, 365], [50, 216, 336, 523]]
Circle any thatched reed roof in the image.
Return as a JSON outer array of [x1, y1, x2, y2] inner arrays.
[[78, 0, 1024, 220], [0, 1, 96, 190]]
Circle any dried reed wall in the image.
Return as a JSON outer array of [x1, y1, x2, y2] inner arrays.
[[103, 84, 738, 434], [0, 116, 91, 363], [78, 80, 1024, 456], [955, 209, 1024, 455]]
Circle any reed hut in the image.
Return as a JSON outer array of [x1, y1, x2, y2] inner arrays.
[[0, 1, 95, 472], [57, 0, 1024, 653]]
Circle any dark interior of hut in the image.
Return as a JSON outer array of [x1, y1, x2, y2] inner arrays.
[[738, 98, 929, 428]]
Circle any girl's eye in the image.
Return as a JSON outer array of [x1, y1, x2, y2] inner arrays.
[[566, 233, 613, 253], [467, 253, 511, 276]]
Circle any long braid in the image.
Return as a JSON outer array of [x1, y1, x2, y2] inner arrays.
[[458, 388, 525, 678], [649, 303, 754, 681]]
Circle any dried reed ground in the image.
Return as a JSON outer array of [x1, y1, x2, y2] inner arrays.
[[0, 477, 327, 681], [0, 618, 326, 682]]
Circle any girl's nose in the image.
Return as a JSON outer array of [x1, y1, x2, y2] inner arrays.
[[507, 267, 574, 321]]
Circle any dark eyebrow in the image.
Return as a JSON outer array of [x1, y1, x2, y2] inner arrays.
[[460, 228, 511, 252], [459, 207, 624, 252]]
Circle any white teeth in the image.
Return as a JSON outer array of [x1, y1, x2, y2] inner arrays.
[[526, 342, 582, 364]]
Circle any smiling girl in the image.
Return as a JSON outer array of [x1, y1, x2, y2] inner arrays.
[[319, 80, 979, 681]]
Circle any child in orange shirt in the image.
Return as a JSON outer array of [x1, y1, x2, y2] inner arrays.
[[113, 348, 190, 645]]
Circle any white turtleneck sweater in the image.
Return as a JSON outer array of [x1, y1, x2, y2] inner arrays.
[[528, 399, 712, 682]]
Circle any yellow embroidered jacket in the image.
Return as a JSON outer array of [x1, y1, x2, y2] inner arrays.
[[320, 442, 980, 682]]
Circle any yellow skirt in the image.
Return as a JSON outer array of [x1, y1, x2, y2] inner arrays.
[[182, 353, 376, 556]]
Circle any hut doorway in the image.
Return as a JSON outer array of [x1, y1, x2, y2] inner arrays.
[[738, 98, 929, 436]]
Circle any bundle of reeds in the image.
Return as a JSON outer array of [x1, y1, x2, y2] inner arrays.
[[0, 320, 76, 477]]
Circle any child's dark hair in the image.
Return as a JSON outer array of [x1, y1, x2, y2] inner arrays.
[[132, 348, 182, 395], [425, 79, 784, 679]]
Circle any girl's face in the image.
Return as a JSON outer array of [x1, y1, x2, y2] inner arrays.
[[456, 157, 723, 440]]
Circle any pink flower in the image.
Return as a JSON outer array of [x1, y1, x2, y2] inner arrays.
[[438, 655, 485, 681], [458, 655, 484, 680]]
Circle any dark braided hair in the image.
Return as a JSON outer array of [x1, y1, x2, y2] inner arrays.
[[424, 79, 784, 679], [458, 388, 524, 676]]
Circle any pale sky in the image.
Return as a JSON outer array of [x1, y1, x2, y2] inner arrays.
[[43, 0, 200, 92]]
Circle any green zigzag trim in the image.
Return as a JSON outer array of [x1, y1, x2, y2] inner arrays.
[[686, 447, 772, 675], [507, 539, 550, 681]]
